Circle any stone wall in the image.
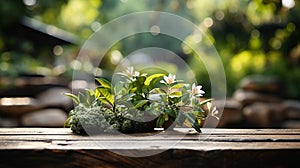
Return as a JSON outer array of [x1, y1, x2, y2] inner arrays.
[[0, 76, 72, 127], [214, 75, 300, 128], [1, 75, 300, 128]]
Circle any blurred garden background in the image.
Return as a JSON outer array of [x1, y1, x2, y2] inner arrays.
[[0, 0, 300, 128]]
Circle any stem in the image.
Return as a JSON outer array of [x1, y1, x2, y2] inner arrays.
[[166, 84, 170, 105], [113, 99, 116, 112]]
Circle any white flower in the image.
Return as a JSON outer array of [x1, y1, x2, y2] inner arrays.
[[191, 83, 205, 97], [134, 71, 140, 76], [207, 102, 219, 120], [160, 74, 176, 85], [125, 67, 134, 76], [207, 101, 212, 111], [211, 106, 219, 117], [125, 66, 140, 77]]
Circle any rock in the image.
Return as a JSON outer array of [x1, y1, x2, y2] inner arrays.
[[0, 116, 19, 127], [285, 110, 300, 120], [0, 87, 72, 117], [282, 100, 300, 120], [36, 87, 73, 111], [243, 103, 271, 127], [281, 120, 300, 129], [14, 76, 68, 88], [21, 109, 67, 127], [212, 99, 243, 127], [243, 103, 285, 127], [239, 75, 283, 94], [233, 89, 282, 106], [283, 100, 300, 109], [0, 97, 43, 117]]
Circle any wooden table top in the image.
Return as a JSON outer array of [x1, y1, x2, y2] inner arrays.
[[1, 128, 300, 167], [1, 128, 300, 150]]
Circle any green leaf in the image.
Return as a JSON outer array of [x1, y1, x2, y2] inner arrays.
[[177, 112, 186, 126], [133, 94, 145, 102], [193, 118, 202, 133], [85, 89, 95, 106], [199, 98, 213, 106], [129, 87, 137, 93], [197, 118, 202, 125], [95, 88, 100, 98], [95, 78, 112, 89], [137, 76, 146, 84], [96, 87, 114, 105], [156, 115, 165, 127], [191, 97, 199, 106], [183, 112, 202, 133], [170, 83, 185, 89], [185, 112, 196, 124], [78, 92, 86, 106], [64, 117, 72, 127], [114, 81, 123, 95], [150, 88, 166, 94], [144, 73, 165, 86], [134, 100, 149, 109], [169, 91, 182, 98], [85, 90, 91, 106], [87, 89, 95, 96], [160, 94, 168, 103], [142, 86, 150, 95], [98, 97, 111, 105], [169, 97, 180, 105], [165, 108, 176, 118], [63, 93, 80, 104], [136, 76, 146, 92], [117, 93, 135, 102], [164, 114, 169, 121], [181, 93, 190, 105]]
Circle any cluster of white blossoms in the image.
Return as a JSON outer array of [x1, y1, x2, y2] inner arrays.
[[161, 74, 205, 97], [122, 67, 220, 123], [160, 73, 219, 119]]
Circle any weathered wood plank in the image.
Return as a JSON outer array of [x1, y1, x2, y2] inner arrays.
[[1, 139, 300, 150], [0, 149, 299, 168], [1, 134, 300, 142], [0, 127, 73, 135], [1, 127, 300, 135], [1, 128, 300, 150], [1, 128, 300, 168], [1, 138, 300, 150]]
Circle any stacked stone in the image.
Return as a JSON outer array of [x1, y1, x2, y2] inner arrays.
[[20, 87, 72, 127], [0, 77, 72, 127], [281, 100, 300, 128], [232, 75, 300, 128], [1, 75, 300, 129]]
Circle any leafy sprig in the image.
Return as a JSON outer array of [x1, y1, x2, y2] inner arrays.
[[64, 67, 219, 134]]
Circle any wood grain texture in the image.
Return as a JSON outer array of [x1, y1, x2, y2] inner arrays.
[[0, 128, 300, 168]]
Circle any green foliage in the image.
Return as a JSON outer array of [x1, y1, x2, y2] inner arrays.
[[144, 73, 165, 86], [96, 87, 114, 106], [95, 78, 112, 89], [64, 93, 80, 105], [64, 104, 115, 134], [64, 67, 219, 134], [64, 88, 149, 134]]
